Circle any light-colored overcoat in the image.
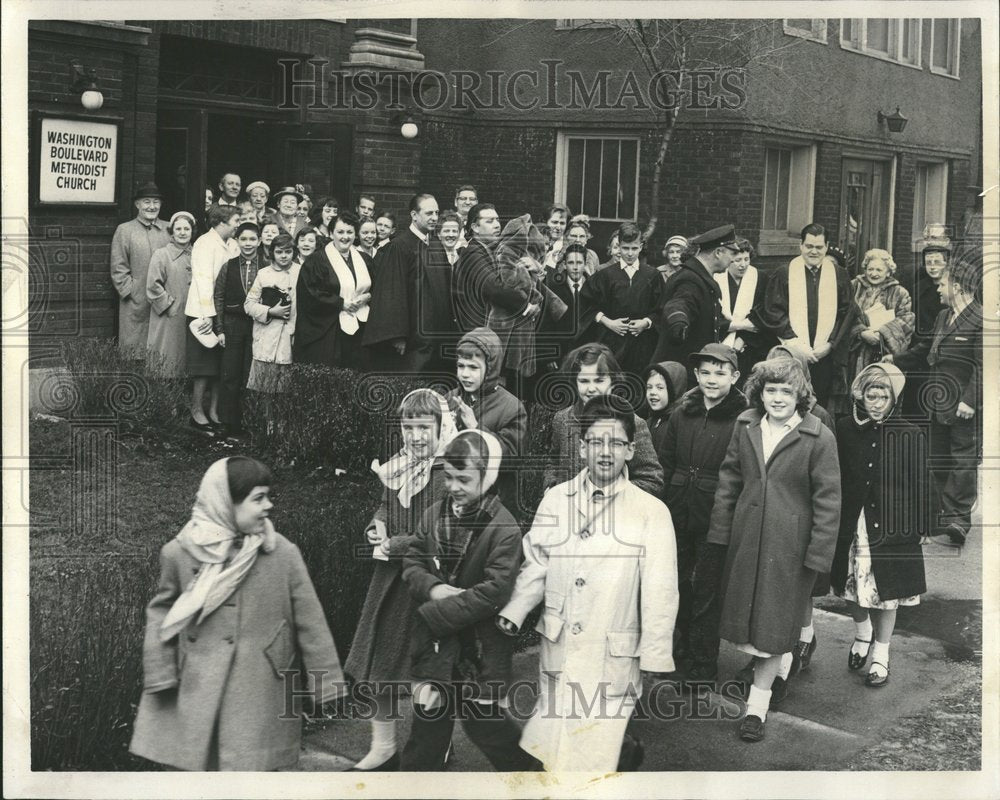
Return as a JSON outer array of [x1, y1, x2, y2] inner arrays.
[[145, 242, 192, 377], [500, 470, 678, 772], [129, 532, 343, 771], [110, 217, 169, 355]]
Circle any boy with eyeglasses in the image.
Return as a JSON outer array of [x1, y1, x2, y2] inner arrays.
[[497, 394, 678, 772]]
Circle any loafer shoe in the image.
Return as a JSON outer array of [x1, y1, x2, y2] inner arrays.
[[738, 714, 765, 742]]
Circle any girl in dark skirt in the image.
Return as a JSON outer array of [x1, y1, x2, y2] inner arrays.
[[832, 363, 927, 688], [343, 389, 458, 770]]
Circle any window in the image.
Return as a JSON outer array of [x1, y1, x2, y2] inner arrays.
[[912, 162, 949, 245], [556, 133, 640, 221], [931, 19, 961, 77], [555, 19, 615, 30], [840, 19, 922, 67], [757, 143, 817, 256], [783, 19, 828, 43]]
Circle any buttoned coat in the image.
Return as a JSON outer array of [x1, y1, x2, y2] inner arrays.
[[145, 242, 192, 377], [129, 533, 344, 771], [707, 410, 841, 654], [500, 471, 678, 772], [831, 414, 928, 601], [652, 256, 723, 370], [110, 217, 170, 355]]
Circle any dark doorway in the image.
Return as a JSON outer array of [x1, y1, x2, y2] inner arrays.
[[839, 157, 893, 276]]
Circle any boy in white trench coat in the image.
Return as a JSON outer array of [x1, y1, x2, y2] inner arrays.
[[497, 395, 679, 772]]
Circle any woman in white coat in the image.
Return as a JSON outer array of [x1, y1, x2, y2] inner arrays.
[[498, 396, 679, 772]]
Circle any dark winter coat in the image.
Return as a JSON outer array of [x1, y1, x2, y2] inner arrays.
[[344, 465, 448, 684], [403, 495, 523, 699], [653, 257, 723, 369], [830, 413, 927, 601], [662, 386, 748, 541], [583, 261, 664, 373], [452, 238, 529, 334], [362, 227, 426, 349], [707, 409, 842, 654], [645, 361, 689, 457], [543, 402, 664, 498]]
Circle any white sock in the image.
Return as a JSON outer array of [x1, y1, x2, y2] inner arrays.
[[853, 618, 873, 655], [776, 652, 794, 680], [869, 640, 891, 676], [745, 685, 772, 722], [353, 719, 397, 769], [799, 624, 815, 644]]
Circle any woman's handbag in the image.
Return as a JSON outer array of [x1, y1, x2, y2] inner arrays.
[[188, 317, 220, 348]]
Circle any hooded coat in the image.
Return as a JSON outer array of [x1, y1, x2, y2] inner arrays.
[[644, 361, 689, 457], [707, 409, 841, 654], [444, 327, 527, 459], [661, 384, 748, 543], [831, 366, 928, 601]]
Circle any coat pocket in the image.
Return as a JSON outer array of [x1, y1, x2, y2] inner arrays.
[[603, 630, 641, 697], [264, 619, 295, 679], [534, 592, 565, 643]]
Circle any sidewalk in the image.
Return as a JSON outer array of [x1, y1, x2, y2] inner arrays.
[[301, 526, 983, 771]]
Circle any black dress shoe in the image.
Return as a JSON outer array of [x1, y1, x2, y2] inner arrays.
[[738, 714, 765, 742], [189, 417, 216, 436], [791, 635, 817, 675], [770, 675, 788, 705], [616, 734, 645, 771], [346, 752, 399, 772], [865, 662, 890, 688], [847, 638, 872, 671]]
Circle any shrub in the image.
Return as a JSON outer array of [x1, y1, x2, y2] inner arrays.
[[54, 338, 188, 429]]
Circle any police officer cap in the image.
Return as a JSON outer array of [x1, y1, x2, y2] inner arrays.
[[689, 224, 737, 252]]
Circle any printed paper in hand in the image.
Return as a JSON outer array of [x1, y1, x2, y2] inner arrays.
[[866, 302, 896, 331]]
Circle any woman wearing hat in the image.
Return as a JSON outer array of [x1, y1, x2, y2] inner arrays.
[[656, 234, 689, 283], [831, 362, 926, 687], [271, 186, 305, 239], [246, 181, 276, 226], [903, 226, 950, 418], [146, 211, 196, 378]]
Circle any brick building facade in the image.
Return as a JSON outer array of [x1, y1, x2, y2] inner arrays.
[[26, 18, 983, 358]]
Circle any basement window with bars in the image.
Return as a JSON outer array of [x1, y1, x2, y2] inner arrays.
[[556, 133, 640, 222]]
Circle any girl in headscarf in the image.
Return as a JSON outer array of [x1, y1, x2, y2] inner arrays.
[[130, 457, 343, 771], [831, 363, 927, 688], [344, 389, 458, 771]]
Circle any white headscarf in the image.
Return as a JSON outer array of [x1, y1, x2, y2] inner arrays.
[[159, 458, 276, 642], [371, 389, 458, 508], [452, 428, 503, 494]]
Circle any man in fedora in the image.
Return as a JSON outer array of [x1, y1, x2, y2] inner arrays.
[[271, 186, 305, 238], [653, 224, 736, 376], [110, 181, 170, 357]]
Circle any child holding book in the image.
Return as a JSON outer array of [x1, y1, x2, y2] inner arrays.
[[244, 233, 298, 398]]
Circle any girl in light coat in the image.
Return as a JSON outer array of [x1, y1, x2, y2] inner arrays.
[[243, 233, 299, 396]]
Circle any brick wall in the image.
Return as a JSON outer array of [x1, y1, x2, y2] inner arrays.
[[139, 20, 347, 58]]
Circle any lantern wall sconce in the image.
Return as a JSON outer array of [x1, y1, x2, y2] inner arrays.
[[877, 107, 908, 134], [70, 60, 104, 110]]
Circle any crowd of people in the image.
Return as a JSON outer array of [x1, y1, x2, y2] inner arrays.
[[114, 173, 983, 771]]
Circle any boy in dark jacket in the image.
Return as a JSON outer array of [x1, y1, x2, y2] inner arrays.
[[401, 430, 537, 771], [661, 343, 746, 682]]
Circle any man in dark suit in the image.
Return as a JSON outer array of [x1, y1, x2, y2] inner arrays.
[[452, 203, 531, 335], [888, 255, 982, 546], [653, 224, 735, 377], [362, 192, 438, 372], [542, 243, 597, 368]]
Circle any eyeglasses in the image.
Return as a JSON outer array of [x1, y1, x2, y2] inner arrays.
[[583, 438, 630, 451]]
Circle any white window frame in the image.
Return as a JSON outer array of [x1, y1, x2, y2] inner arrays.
[[839, 19, 923, 70], [555, 19, 616, 30], [757, 142, 818, 256], [930, 19, 961, 78], [912, 160, 949, 247], [783, 19, 828, 44], [555, 131, 641, 223]]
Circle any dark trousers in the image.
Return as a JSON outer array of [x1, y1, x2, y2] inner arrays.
[[674, 533, 725, 677], [400, 687, 539, 772], [808, 355, 834, 407], [219, 314, 253, 429], [929, 417, 980, 534]]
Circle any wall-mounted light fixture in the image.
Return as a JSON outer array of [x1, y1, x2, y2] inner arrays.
[[877, 107, 908, 134], [70, 60, 103, 110], [392, 110, 419, 140]]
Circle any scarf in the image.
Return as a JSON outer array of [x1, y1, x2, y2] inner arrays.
[[787, 256, 837, 349], [455, 429, 502, 494], [715, 266, 758, 347], [160, 458, 277, 642], [325, 242, 372, 335], [371, 389, 459, 508]]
